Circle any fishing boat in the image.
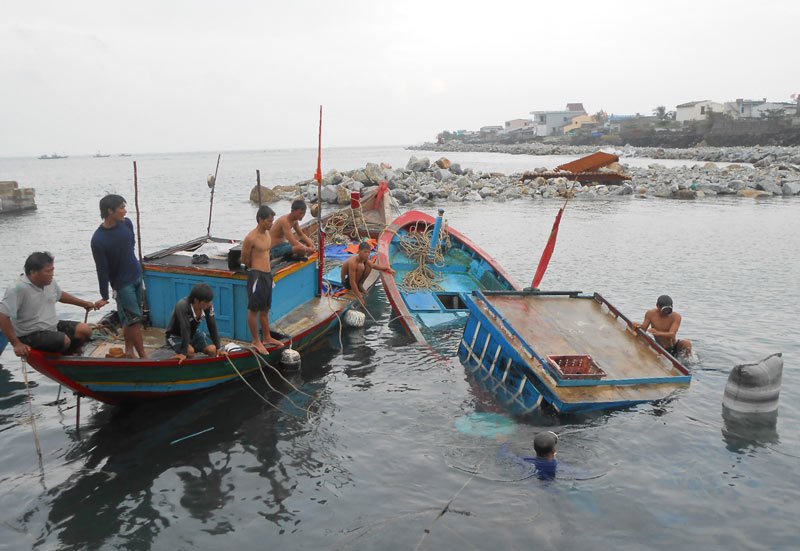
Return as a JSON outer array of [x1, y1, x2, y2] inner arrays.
[[377, 209, 520, 346], [38, 153, 68, 160], [22, 185, 394, 405], [457, 290, 692, 414]]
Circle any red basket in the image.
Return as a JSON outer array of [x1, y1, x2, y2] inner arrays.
[[547, 355, 606, 380]]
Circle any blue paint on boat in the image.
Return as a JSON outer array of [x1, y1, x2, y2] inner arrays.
[[0, 328, 8, 356]]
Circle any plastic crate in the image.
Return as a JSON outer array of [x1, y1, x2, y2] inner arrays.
[[547, 354, 606, 380]]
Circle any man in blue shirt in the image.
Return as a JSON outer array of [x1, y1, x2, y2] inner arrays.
[[498, 431, 560, 480], [91, 194, 147, 358]]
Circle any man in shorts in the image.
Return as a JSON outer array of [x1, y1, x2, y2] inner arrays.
[[241, 205, 284, 354], [269, 199, 316, 260], [340, 242, 395, 307], [91, 194, 147, 358], [633, 294, 692, 358], [165, 283, 225, 364], [0, 252, 102, 358]]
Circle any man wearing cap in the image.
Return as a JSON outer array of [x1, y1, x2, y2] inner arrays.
[[498, 431, 560, 480], [633, 295, 692, 358]]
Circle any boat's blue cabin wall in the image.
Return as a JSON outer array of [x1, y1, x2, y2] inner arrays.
[[144, 264, 318, 341]]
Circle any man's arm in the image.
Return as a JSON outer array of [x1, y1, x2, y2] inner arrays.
[[0, 313, 30, 358], [283, 219, 303, 247], [633, 311, 652, 331], [59, 291, 99, 311], [291, 220, 315, 248], [366, 258, 395, 275], [241, 235, 253, 267], [91, 239, 111, 301]]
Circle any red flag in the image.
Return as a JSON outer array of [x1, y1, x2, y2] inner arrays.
[[374, 181, 389, 209], [531, 207, 563, 289]]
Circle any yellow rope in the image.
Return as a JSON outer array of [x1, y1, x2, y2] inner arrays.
[[397, 223, 451, 292]]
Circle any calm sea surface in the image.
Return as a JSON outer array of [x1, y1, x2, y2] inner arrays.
[[0, 147, 798, 550]]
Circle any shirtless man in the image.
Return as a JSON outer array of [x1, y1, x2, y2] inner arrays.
[[269, 199, 316, 259], [241, 205, 284, 353], [633, 294, 692, 358], [340, 242, 395, 307]]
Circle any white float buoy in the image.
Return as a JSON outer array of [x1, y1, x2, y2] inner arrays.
[[280, 348, 301, 370], [723, 352, 783, 414], [222, 342, 243, 353], [344, 309, 366, 327]]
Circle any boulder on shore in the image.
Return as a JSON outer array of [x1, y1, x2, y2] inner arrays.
[[435, 157, 452, 169], [250, 185, 279, 203]]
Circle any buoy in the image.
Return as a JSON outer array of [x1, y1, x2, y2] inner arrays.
[[723, 352, 783, 414], [344, 309, 366, 327], [280, 348, 301, 370]]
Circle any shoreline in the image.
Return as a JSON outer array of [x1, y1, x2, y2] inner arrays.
[[408, 141, 800, 166], [280, 150, 800, 205]]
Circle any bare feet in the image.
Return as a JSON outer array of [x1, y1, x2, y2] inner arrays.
[[263, 337, 284, 348], [251, 340, 268, 354]]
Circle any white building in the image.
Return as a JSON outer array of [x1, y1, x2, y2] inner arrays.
[[529, 111, 582, 136], [675, 100, 724, 122]]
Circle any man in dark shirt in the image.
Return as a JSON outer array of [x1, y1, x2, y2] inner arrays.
[[91, 194, 147, 358], [165, 283, 224, 364], [498, 431, 560, 480]]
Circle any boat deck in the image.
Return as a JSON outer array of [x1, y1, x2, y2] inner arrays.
[[476, 294, 689, 407]]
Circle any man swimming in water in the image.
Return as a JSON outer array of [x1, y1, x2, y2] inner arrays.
[[269, 199, 316, 259], [241, 205, 284, 354], [498, 431, 560, 480], [633, 294, 692, 358], [340, 242, 395, 307]]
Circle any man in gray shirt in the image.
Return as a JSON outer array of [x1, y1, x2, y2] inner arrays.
[[0, 252, 103, 358]]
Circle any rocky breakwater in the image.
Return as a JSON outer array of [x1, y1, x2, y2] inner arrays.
[[410, 141, 800, 165], [263, 155, 800, 207], [0, 181, 37, 214]]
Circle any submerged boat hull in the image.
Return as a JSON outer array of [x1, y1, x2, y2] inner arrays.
[[458, 290, 692, 414]]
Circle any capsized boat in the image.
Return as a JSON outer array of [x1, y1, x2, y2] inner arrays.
[[23, 186, 393, 405], [458, 290, 691, 414], [378, 209, 520, 346]]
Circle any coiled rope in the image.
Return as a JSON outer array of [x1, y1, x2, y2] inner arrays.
[[397, 223, 451, 292]]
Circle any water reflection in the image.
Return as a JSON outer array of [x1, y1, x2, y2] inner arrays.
[[25, 362, 349, 548], [721, 406, 780, 452]]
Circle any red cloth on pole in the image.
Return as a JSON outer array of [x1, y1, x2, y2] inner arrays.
[[374, 181, 389, 209], [531, 208, 563, 289]]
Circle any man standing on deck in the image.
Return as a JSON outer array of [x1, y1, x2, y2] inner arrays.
[[0, 252, 102, 358], [241, 205, 284, 354], [269, 199, 316, 259], [91, 194, 147, 358], [340, 242, 395, 307], [633, 295, 692, 358]]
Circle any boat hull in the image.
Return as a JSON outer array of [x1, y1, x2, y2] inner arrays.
[[378, 210, 520, 346], [458, 290, 692, 414]]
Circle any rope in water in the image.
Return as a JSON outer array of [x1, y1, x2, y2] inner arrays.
[[397, 223, 451, 292], [20, 360, 43, 467]]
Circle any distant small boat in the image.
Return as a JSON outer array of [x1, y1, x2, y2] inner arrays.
[[119, 153, 132, 157], [94, 152, 111, 158], [38, 153, 68, 160]]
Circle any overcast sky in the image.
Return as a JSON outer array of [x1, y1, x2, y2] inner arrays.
[[1, 0, 797, 156]]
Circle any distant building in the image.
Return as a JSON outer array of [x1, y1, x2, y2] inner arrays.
[[675, 100, 724, 122], [563, 114, 597, 133], [479, 125, 503, 139], [529, 110, 583, 136], [504, 118, 534, 131], [723, 98, 766, 119], [566, 103, 586, 113]]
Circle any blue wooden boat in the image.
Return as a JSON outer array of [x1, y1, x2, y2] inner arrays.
[[21, 188, 393, 404], [458, 290, 692, 414], [378, 209, 520, 346]]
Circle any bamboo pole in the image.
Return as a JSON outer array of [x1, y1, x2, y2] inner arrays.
[[257, 169, 262, 205], [206, 154, 221, 237]]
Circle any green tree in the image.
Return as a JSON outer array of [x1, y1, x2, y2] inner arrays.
[[653, 105, 666, 120]]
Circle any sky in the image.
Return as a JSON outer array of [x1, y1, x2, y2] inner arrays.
[[1, 0, 798, 156]]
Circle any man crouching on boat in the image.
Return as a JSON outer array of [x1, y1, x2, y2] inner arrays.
[[269, 199, 316, 259], [633, 294, 693, 358], [166, 283, 225, 364], [0, 252, 103, 359], [340, 242, 395, 307], [241, 205, 284, 354]]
